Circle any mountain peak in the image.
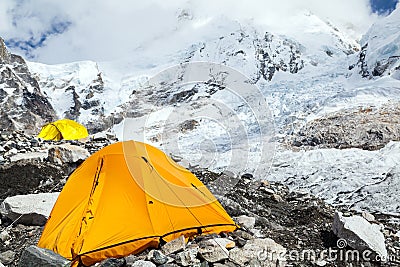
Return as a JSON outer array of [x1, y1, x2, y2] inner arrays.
[[0, 37, 57, 133], [0, 37, 11, 63]]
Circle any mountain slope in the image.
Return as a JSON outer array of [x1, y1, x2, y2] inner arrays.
[[26, 11, 360, 133], [354, 7, 400, 79], [0, 38, 56, 134]]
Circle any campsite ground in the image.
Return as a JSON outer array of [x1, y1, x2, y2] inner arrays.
[[0, 132, 399, 266]]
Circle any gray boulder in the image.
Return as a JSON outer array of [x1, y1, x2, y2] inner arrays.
[[0, 230, 10, 242], [18, 245, 70, 267], [147, 250, 168, 265], [175, 244, 200, 266], [129, 260, 156, 267], [124, 254, 138, 266], [97, 258, 126, 267], [0, 192, 59, 226], [332, 212, 388, 260], [161, 235, 186, 255], [229, 238, 286, 267], [0, 250, 16, 265], [47, 144, 89, 165], [233, 215, 256, 229], [198, 239, 229, 263]]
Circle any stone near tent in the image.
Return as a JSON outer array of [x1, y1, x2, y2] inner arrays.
[[129, 260, 156, 267], [47, 143, 89, 164], [0, 250, 16, 265], [175, 244, 200, 266], [18, 245, 70, 267], [92, 131, 117, 141], [229, 238, 287, 267], [0, 192, 59, 226], [147, 250, 168, 265], [0, 230, 10, 242], [96, 257, 126, 267], [214, 237, 236, 249], [124, 254, 139, 266], [92, 131, 108, 141], [162, 235, 186, 255], [234, 215, 256, 229], [231, 229, 253, 241], [198, 238, 230, 263], [332, 212, 388, 260]]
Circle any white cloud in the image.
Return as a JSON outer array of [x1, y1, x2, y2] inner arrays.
[[0, 1, 12, 34], [0, 0, 380, 64]]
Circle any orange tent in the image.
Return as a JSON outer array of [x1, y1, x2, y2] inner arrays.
[[38, 141, 236, 266]]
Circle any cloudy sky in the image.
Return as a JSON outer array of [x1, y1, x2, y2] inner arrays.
[[0, 0, 398, 64]]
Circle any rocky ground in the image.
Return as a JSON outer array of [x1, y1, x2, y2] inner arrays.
[[0, 131, 399, 267], [289, 101, 400, 151]]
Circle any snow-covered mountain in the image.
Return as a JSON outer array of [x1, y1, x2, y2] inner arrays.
[[355, 7, 400, 78], [25, 10, 361, 133], [2, 7, 400, 214]]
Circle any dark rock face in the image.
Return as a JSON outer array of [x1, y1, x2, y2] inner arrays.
[[169, 87, 199, 104], [0, 38, 11, 63], [0, 38, 57, 134], [254, 32, 304, 82], [64, 86, 81, 120], [179, 119, 199, 132], [0, 162, 64, 201], [352, 11, 400, 80], [355, 44, 370, 78], [371, 55, 400, 78], [354, 42, 400, 79], [63, 74, 105, 123]]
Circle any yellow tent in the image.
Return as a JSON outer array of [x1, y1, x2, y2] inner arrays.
[[38, 141, 236, 266], [37, 119, 88, 141]]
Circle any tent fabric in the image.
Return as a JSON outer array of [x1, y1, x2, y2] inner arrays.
[[37, 119, 88, 141], [38, 141, 237, 266]]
